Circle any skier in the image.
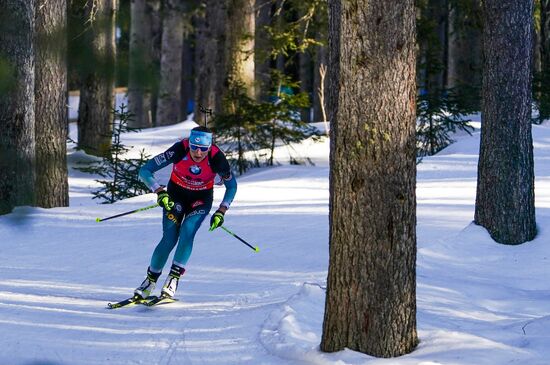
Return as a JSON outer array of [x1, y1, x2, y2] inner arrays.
[[134, 126, 237, 300]]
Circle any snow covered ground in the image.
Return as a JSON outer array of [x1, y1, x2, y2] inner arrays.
[[0, 115, 549, 365]]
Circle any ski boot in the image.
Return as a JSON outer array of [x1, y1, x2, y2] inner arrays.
[[161, 264, 186, 298], [134, 267, 161, 299]]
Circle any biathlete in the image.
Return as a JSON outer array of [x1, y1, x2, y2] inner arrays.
[[134, 126, 237, 299]]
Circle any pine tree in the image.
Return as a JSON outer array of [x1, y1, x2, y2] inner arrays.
[[75, 105, 150, 203], [213, 76, 319, 174]]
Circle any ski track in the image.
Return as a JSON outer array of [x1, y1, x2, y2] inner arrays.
[[2, 122, 550, 364]]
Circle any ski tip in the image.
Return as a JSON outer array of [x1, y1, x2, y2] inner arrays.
[[254, 246, 260, 252], [95, 217, 101, 222]]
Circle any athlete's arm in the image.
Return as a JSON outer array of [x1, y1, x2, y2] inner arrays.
[[211, 151, 237, 210], [139, 141, 186, 192]]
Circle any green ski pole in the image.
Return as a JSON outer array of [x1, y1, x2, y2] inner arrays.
[[221, 226, 259, 252], [95, 203, 159, 222]]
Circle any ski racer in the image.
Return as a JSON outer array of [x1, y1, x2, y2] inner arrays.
[[134, 126, 237, 300]]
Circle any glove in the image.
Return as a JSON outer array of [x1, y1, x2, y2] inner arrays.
[[156, 190, 174, 210], [209, 209, 225, 231]]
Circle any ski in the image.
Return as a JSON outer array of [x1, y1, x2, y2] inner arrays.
[[107, 294, 150, 309], [143, 295, 178, 307]]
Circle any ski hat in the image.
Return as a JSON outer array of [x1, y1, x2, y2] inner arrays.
[[189, 127, 213, 147]]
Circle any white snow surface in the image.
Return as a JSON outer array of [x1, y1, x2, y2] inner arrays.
[[1, 118, 550, 365]]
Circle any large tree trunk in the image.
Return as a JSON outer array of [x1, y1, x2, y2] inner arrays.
[[77, 0, 116, 157], [0, 0, 36, 215], [35, 0, 69, 208], [128, 0, 153, 127], [156, 0, 184, 126], [475, 0, 536, 244], [321, 0, 417, 357]]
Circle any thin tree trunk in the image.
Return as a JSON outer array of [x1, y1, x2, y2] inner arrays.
[[255, 0, 272, 100], [195, 0, 228, 116], [299, 50, 312, 122], [538, 0, 550, 121], [128, 0, 153, 127], [475, 0, 536, 244], [35, 0, 69, 208], [156, 0, 184, 126], [0, 0, 36, 214], [275, 0, 285, 74], [312, 2, 328, 122], [227, 0, 255, 96], [147, 0, 161, 126], [321, 0, 417, 357], [421, 0, 448, 93], [313, 44, 327, 122], [542, 0, 550, 68], [447, 0, 482, 89], [181, 35, 194, 118], [77, 0, 116, 157]]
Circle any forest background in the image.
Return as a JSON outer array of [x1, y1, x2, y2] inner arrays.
[[1, 0, 549, 213]]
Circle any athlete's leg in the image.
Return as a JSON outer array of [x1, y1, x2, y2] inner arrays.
[[149, 207, 184, 272], [172, 203, 212, 266]]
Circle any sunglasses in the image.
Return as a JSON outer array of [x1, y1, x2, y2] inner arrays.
[[190, 144, 210, 152]]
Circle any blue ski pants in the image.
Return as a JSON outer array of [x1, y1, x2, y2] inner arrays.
[[149, 191, 212, 273]]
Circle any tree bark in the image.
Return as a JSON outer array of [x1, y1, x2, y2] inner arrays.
[[447, 0, 482, 89], [77, 0, 116, 157], [418, 0, 448, 93], [542, 0, 550, 69], [321, 0, 417, 357], [195, 0, 228, 115], [195, 0, 255, 116], [255, 0, 272, 100], [0, 0, 36, 215], [35, 0, 69, 208], [147, 0, 162, 126], [156, 0, 184, 126], [128, 0, 153, 127], [475, 0, 536, 244], [538, 0, 550, 121], [227, 0, 255, 96], [181, 35, 194, 118]]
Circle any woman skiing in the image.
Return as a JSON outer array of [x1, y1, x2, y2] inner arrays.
[[134, 126, 237, 300]]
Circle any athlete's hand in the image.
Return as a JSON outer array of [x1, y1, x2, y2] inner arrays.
[[156, 190, 174, 210], [209, 209, 225, 231]]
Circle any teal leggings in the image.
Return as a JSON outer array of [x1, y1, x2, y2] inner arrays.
[[149, 206, 211, 272]]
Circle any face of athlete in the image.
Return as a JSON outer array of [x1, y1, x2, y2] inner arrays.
[[189, 144, 210, 162]]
